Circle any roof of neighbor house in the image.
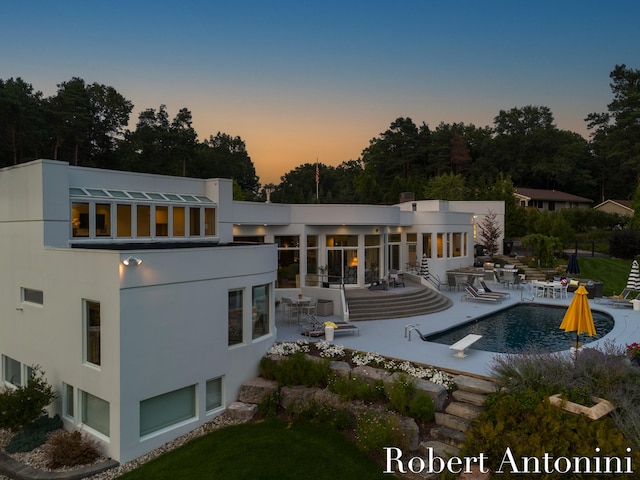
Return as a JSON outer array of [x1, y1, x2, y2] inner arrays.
[[593, 199, 634, 212], [594, 198, 633, 209], [514, 188, 592, 204]]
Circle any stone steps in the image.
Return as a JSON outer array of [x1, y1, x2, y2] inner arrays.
[[431, 375, 497, 452], [345, 284, 452, 321]]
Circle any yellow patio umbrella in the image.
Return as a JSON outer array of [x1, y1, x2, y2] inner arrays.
[[560, 285, 596, 347]]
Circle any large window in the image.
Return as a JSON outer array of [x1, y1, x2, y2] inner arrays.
[[81, 391, 110, 436], [72, 203, 90, 237], [326, 235, 358, 284], [228, 290, 243, 346], [84, 300, 101, 367], [252, 284, 270, 340], [137, 205, 151, 237], [95, 204, 111, 237], [423, 233, 432, 259], [189, 207, 201, 236], [173, 206, 185, 236], [364, 235, 380, 284], [276, 235, 300, 288], [155, 206, 169, 236], [140, 385, 196, 437], [206, 377, 223, 412], [388, 233, 401, 271], [204, 208, 216, 236], [2, 355, 21, 386], [116, 204, 132, 237], [306, 235, 319, 286]]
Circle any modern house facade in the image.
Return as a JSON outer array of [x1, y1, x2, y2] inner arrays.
[[0, 160, 504, 463]]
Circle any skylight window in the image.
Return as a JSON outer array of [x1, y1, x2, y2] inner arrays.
[[69, 188, 88, 196], [195, 195, 213, 203], [164, 194, 182, 201], [107, 190, 129, 198], [179, 195, 197, 202], [85, 188, 109, 197], [146, 193, 165, 200], [127, 192, 148, 199]]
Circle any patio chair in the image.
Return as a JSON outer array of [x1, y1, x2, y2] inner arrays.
[[463, 286, 502, 303], [478, 281, 511, 298], [389, 269, 405, 287], [302, 298, 318, 316]]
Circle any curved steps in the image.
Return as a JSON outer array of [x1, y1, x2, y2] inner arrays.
[[345, 282, 452, 321]]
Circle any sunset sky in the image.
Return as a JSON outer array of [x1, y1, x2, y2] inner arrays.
[[2, 1, 639, 184]]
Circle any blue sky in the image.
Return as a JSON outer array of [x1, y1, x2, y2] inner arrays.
[[2, 1, 639, 184]]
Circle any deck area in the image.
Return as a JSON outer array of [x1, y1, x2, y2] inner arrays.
[[275, 281, 640, 377]]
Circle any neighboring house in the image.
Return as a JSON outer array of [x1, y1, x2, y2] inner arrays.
[[593, 199, 634, 217], [514, 188, 592, 211], [0, 159, 504, 463]]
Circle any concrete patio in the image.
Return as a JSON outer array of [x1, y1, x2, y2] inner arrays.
[[275, 282, 640, 377]]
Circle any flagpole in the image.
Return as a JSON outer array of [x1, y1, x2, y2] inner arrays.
[[315, 159, 319, 200]]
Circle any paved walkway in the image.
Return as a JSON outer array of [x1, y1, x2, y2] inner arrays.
[[276, 281, 640, 377]]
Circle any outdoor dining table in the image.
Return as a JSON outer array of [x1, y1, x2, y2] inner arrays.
[[290, 296, 311, 321], [532, 281, 564, 298], [451, 271, 484, 288]]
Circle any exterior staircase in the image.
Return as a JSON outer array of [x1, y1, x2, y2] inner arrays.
[[345, 281, 452, 321], [493, 255, 545, 282], [417, 374, 496, 479]]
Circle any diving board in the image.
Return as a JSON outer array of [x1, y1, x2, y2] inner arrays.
[[449, 334, 482, 358]]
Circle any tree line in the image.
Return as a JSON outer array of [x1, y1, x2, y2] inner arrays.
[[1, 65, 639, 208]]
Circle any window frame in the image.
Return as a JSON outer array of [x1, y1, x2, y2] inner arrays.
[[83, 300, 101, 368]]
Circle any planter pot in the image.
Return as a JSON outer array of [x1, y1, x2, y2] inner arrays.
[[548, 394, 614, 420]]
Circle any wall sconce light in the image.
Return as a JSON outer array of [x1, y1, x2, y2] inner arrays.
[[122, 256, 142, 266]]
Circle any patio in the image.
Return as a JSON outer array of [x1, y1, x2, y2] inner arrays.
[[275, 283, 640, 377]]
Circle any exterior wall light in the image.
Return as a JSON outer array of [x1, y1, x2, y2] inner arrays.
[[122, 256, 143, 266]]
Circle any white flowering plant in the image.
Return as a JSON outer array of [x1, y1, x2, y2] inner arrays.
[[267, 339, 310, 356], [268, 340, 455, 391]]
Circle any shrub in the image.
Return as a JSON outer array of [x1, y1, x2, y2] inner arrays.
[[4, 414, 64, 453], [384, 374, 415, 416], [328, 375, 386, 403], [286, 401, 352, 431], [0, 366, 57, 431], [259, 352, 330, 388], [462, 391, 640, 479], [610, 229, 640, 259], [353, 407, 405, 454], [45, 430, 101, 469], [5, 429, 47, 453], [257, 392, 279, 419], [408, 392, 434, 423]]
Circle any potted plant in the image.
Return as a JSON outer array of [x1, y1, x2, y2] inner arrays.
[[626, 343, 640, 366]]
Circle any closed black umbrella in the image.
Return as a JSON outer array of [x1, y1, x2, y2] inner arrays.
[[566, 253, 580, 275]]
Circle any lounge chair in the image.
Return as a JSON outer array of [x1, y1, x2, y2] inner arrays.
[[329, 320, 360, 336], [463, 286, 502, 303], [603, 288, 637, 308], [477, 282, 511, 299], [300, 314, 360, 337], [299, 314, 325, 337]]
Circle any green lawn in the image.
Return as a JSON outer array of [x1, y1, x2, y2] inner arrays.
[[575, 256, 636, 296], [118, 419, 389, 480]]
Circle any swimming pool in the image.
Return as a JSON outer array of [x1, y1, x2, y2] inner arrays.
[[425, 303, 615, 354]]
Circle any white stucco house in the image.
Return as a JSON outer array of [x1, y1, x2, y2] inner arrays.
[[0, 159, 504, 463]]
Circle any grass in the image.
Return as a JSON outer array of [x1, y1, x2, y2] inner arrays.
[[574, 256, 635, 296], [118, 418, 389, 480]]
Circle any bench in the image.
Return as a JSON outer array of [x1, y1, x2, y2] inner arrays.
[[449, 334, 483, 358]]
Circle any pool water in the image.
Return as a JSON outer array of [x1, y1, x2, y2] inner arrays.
[[425, 303, 615, 354]]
